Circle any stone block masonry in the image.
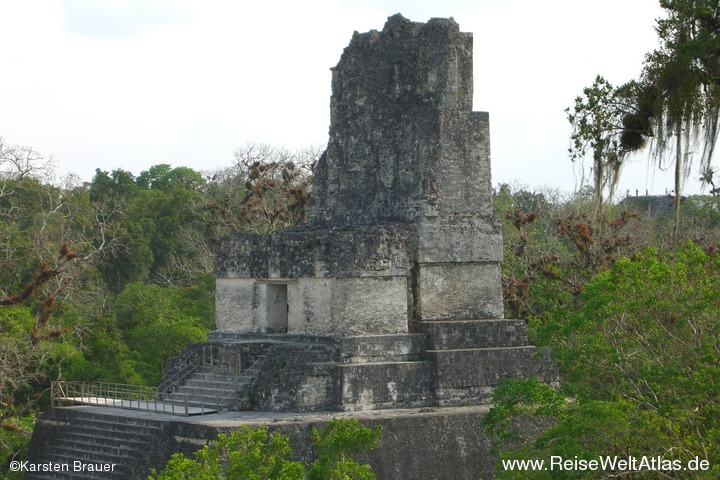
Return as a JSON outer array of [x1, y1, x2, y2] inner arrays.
[[210, 13, 557, 412], [28, 405, 501, 480], [215, 14, 505, 335]]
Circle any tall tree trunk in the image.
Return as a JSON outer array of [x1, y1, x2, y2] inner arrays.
[[672, 131, 682, 245], [593, 148, 604, 219]]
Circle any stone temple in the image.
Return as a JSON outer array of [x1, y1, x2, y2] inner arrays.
[[209, 13, 558, 411], [27, 14, 558, 479]]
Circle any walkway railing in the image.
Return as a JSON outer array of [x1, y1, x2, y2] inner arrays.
[[159, 344, 219, 395], [51, 381, 218, 417]]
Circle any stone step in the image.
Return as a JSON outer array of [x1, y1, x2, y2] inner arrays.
[[24, 462, 109, 480], [49, 445, 138, 467], [207, 331, 337, 345], [43, 451, 137, 479], [164, 390, 233, 405], [26, 409, 162, 480], [66, 411, 165, 430], [51, 436, 147, 458], [59, 417, 163, 438], [168, 391, 238, 407], [201, 368, 240, 376], [199, 365, 247, 375], [416, 319, 529, 350], [200, 357, 267, 375], [61, 428, 156, 446], [174, 384, 238, 397], [423, 345, 559, 388], [338, 334, 428, 363], [182, 375, 249, 389], [24, 457, 124, 480]]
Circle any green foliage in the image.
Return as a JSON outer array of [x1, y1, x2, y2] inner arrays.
[[97, 282, 212, 386], [680, 195, 720, 228], [486, 243, 720, 478], [495, 184, 644, 323], [0, 304, 82, 474], [148, 420, 380, 480], [89, 165, 209, 290], [483, 377, 566, 453], [148, 426, 306, 480], [307, 418, 381, 480], [0, 415, 35, 480]]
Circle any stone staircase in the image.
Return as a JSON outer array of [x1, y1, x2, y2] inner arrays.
[[160, 322, 558, 413], [25, 409, 164, 480], [161, 349, 268, 412]]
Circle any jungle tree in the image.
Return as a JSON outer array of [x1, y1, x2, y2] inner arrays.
[[641, 0, 720, 241], [567, 77, 653, 217]]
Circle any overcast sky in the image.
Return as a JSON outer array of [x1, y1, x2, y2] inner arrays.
[[2, 0, 702, 197]]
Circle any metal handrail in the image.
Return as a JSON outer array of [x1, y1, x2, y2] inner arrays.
[[51, 381, 218, 417], [159, 344, 218, 395], [159, 362, 200, 395], [50, 348, 267, 416]]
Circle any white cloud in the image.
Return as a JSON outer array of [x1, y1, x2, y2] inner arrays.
[[59, 0, 189, 39], [0, 0, 690, 195]]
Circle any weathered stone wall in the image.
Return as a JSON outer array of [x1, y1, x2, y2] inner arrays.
[[215, 13, 504, 333], [29, 405, 502, 480], [620, 194, 677, 219], [308, 14, 489, 226], [417, 263, 502, 320], [215, 225, 416, 279], [252, 344, 339, 412], [215, 275, 410, 335]]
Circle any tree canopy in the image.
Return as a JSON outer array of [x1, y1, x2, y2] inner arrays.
[[568, 1, 720, 239], [0, 138, 316, 477]]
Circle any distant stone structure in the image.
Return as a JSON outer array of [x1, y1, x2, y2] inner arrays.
[[620, 194, 680, 219], [27, 15, 558, 479], [211, 13, 557, 411]]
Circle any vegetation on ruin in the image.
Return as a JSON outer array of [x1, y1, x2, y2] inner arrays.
[[147, 419, 381, 480]]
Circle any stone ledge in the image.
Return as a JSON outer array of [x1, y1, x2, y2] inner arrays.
[[425, 346, 559, 389], [30, 404, 510, 479], [337, 361, 434, 411], [416, 319, 529, 349], [338, 334, 428, 363]]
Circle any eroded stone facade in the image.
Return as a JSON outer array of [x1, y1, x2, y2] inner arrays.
[[210, 13, 557, 411], [216, 14, 503, 335]]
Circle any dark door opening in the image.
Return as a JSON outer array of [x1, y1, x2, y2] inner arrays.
[[266, 283, 288, 333]]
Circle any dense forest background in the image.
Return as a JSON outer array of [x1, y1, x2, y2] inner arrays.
[[3, 135, 720, 477], [0, 141, 316, 471]]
